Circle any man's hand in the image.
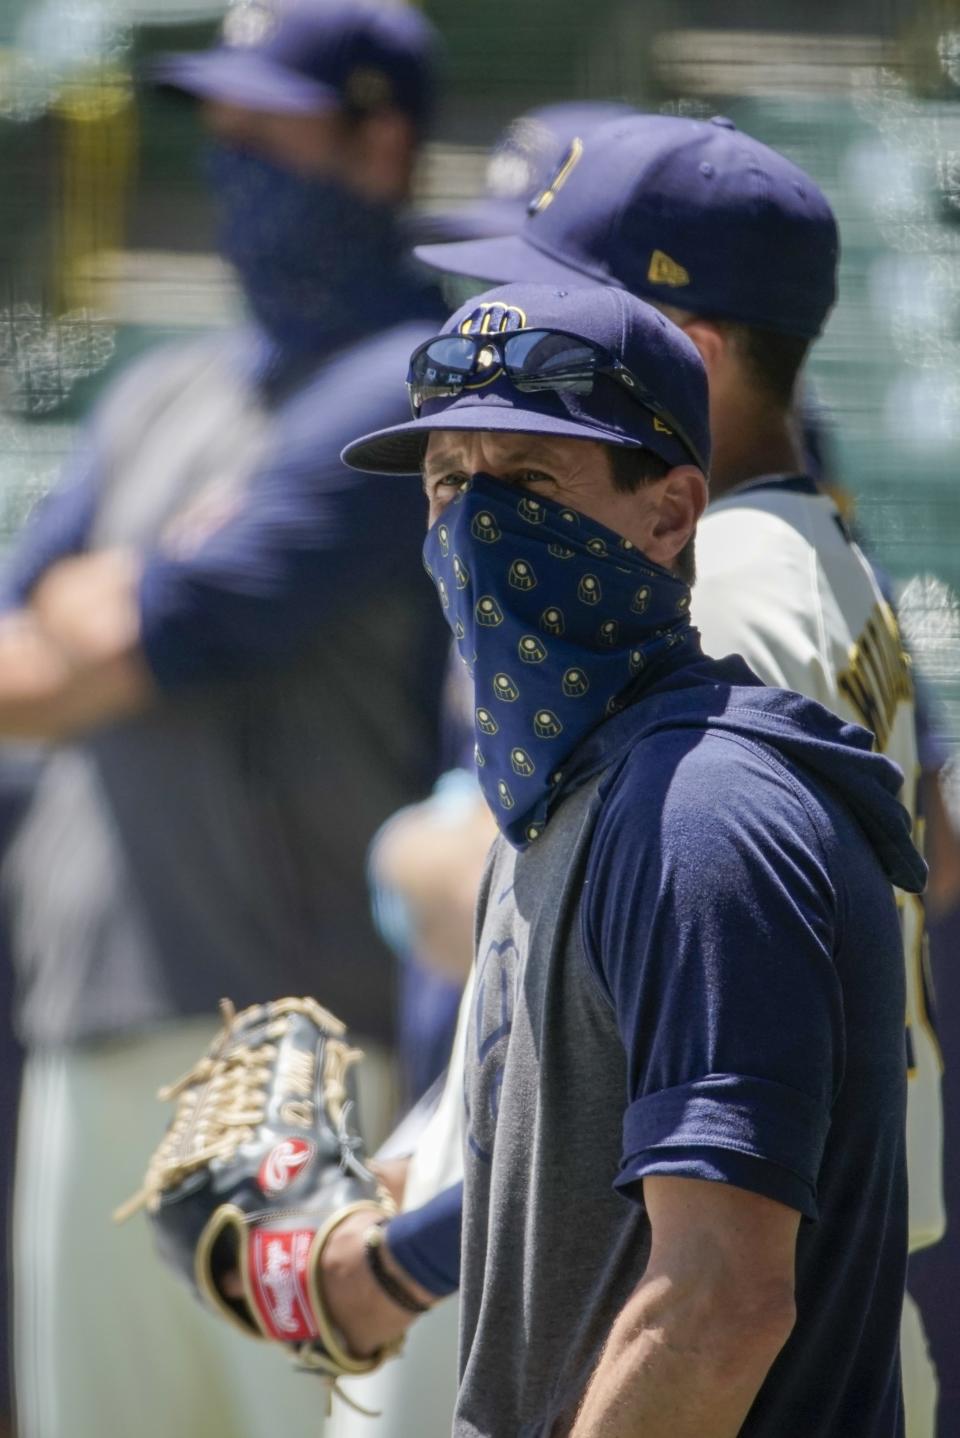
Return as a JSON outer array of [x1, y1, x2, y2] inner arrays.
[[371, 791, 497, 982], [0, 549, 153, 740], [317, 1209, 436, 1358], [567, 1177, 798, 1438], [30, 549, 141, 660]]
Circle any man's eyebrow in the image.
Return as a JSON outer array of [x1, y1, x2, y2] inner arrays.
[[422, 444, 463, 478], [499, 443, 554, 464]]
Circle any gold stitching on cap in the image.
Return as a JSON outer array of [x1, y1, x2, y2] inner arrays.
[[528, 136, 583, 213]]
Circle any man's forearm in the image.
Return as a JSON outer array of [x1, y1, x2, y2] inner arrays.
[[0, 551, 152, 740], [569, 1273, 793, 1438], [0, 612, 148, 739]]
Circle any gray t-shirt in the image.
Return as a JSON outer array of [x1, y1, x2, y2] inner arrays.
[[458, 778, 641, 1438], [3, 326, 446, 1047]]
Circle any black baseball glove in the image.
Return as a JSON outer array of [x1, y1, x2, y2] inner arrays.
[[115, 996, 398, 1397]]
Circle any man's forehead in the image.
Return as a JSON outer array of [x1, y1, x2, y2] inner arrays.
[[423, 430, 593, 471]]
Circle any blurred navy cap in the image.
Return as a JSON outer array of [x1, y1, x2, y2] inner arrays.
[[420, 101, 636, 244], [152, 0, 441, 132], [416, 113, 839, 339], [340, 282, 710, 475]]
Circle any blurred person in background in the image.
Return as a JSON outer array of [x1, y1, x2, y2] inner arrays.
[[0, 1005, 14, 1438], [804, 401, 960, 1438], [0, 4, 448, 1437], [358, 110, 944, 1437], [368, 656, 491, 1109], [0, 756, 39, 1438]]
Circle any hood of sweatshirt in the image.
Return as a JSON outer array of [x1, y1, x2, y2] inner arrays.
[[563, 652, 926, 895]]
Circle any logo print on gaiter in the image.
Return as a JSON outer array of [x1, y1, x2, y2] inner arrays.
[[464, 937, 519, 1164]]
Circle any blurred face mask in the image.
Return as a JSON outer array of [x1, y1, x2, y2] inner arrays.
[[422, 472, 693, 847], [205, 142, 403, 351]]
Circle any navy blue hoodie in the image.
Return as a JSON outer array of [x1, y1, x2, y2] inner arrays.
[[394, 650, 922, 1438]]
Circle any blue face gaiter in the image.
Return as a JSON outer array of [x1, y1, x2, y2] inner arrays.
[[423, 472, 694, 848], [205, 142, 405, 352]]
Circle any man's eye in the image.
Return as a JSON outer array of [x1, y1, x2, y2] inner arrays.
[[424, 473, 463, 498], [516, 470, 556, 487]]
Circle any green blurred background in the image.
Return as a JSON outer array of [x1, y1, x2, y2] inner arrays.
[[1, 0, 959, 746]]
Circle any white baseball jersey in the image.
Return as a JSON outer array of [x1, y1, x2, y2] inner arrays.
[[694, 475, 945, 1252]]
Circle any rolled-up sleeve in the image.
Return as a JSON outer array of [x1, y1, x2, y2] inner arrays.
[[617, 1074, 830, 1219]]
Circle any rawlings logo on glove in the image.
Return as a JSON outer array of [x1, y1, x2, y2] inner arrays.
[[252, 1229, 316, 1339], [260, 1139, 315, 1195], [115, 997, 398, 1407]]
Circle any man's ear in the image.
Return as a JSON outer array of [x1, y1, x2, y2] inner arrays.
[[646, 466, 708, 570], [675, 319, 729, 382], [350, 110, 417, 203]]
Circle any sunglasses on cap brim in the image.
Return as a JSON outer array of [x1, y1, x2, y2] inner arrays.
[[406, 327, 707, 473]]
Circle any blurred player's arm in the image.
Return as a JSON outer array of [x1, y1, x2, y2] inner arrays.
[[0, 443, 151, 739], [569, 1178, 798, 1438], [371, 784, 497, 982], [0, 412, 429, 740], [0, 548, 153, 739]]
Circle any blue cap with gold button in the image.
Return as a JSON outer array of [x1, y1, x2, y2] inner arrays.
[[340, 281, 710, 477]]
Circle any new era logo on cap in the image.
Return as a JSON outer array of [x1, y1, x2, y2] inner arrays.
[[647, 250, 690, 287]]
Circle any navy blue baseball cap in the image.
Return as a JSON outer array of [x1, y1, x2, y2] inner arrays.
[[421, 101, 637, 244], [415, 113, 839, 339], [340, 282, 710, 475], [152, 0, 440, 132]]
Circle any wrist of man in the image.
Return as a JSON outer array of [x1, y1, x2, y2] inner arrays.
[[369, 1223, 438, 1312], [315, 1208, 424, 1360], [380, 1181, 463, 1298]]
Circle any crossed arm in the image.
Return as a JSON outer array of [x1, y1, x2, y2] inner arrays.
[[0, 550, 154, 740]]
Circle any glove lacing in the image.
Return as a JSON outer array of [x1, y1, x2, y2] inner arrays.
[[114, 996, 361, 1222]]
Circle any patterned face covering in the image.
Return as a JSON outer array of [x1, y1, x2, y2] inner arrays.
[[205, 142, 405, 352], [423, 472, 694, 847]]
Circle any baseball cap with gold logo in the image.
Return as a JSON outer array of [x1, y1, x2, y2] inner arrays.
[[415, 113, 839, 339], [341, 282, 711, 477]]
